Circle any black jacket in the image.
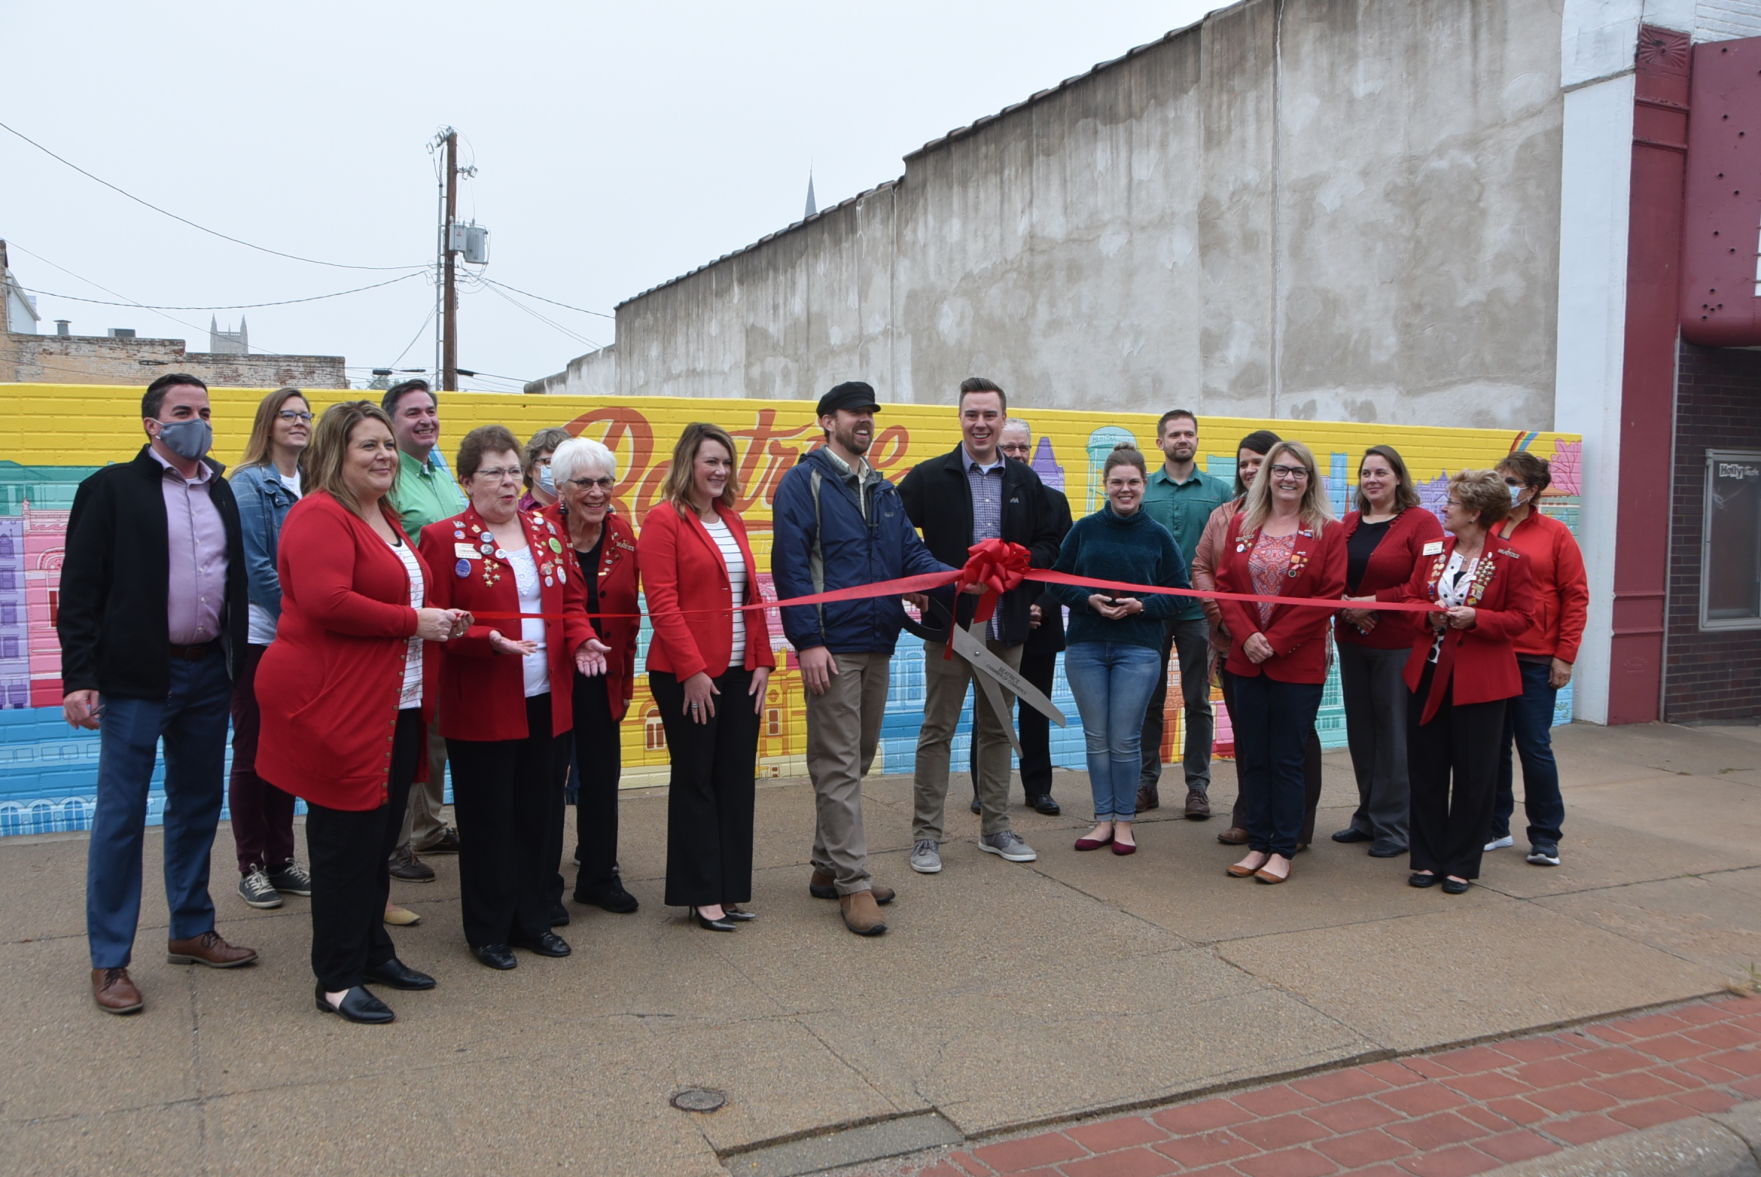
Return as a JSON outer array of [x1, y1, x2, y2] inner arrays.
[[57, 446, 248, 699], [897, 445, 1064, 646], [1026, 484, 1073, 655]]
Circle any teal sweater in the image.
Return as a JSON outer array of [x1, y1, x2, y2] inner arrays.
[[1050, 505, 1189, 649]]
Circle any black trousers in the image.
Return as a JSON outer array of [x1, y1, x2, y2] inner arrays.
[[1407, 663, 1507, 881], [1231, 675, 1324, 858], [448, 694, 566, 947], [306, 708, 422, 991], [569, 674, 624, 895], [1223, 669, 1324, 843], [653, 669, 759, 908], [966, 646, 1060, 799]]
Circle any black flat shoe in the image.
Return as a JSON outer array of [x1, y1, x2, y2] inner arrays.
[[1441, 878, 1471, 895], [1332, 827, 1372, 844], [723, 904, 758, 921], [1408, 872, 1439, 888], [550, 902, 571, 927], [362, 957, 436, 991], [1367, 843, 1407, 858], [691, 907, 736, 932], [1029, 795, 1062, 816], [574, 880, 640, 914], [472, 943, 518, 970], [315, 982, 395, 1024], [509, 931, 571, 957]]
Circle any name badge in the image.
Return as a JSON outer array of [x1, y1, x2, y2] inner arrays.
[[1422, 541, 1443, 555], [454, 542, 480, 560]]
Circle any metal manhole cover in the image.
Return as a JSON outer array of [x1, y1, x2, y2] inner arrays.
[[671, 1087, 728, 1113]]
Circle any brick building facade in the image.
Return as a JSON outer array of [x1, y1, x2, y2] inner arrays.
[[1, 330, 346, 389]]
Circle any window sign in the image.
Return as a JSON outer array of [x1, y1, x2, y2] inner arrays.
[[1702, 450, 1761, 629]]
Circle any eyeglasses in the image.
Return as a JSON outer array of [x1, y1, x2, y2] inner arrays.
[[1000, 443, 1031, 455], [276, 410, 314, 423], [1268, 464, 1310, 480], [566, 476, 616, 491], [473, 467, 522, 481]]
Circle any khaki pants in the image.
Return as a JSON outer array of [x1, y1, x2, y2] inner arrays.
[[396, 723, 450, 855], [806, 651, 890, 896], [912, 637, 1023, 842]]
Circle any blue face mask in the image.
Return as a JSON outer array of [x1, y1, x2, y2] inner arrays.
[[537, 464, 556, 495], [155, 418, 213, 462], [1508, 484, 1525, 507]]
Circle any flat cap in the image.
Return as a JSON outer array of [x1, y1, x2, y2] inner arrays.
[[816, 381, 881, 417]]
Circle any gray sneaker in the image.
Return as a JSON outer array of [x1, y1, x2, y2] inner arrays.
[[977, 830, 1038, 863], [267, 861, 313, 896], [237, 868, 282, 909], [909, 839, 942, 874]]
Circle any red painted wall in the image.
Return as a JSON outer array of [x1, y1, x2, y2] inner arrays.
[[1680, 36, 1761, 347]]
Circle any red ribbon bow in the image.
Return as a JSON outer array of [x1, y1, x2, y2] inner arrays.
[[942, 539, 1031, 658]]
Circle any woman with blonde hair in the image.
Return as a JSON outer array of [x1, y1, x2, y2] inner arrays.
[[1214, 441, 1345, 884], [639, 423, 775, 931]]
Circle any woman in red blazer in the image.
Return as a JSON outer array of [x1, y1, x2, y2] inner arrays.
[[259, 401, 469, 1024], [1331, 445, 1444, 858], [639, 423, 775, 931], [1214, 441, 1346, 884], [419, 425, 608, 970], [1399, 469, 1536, 895], [545, 436, 642, 915]]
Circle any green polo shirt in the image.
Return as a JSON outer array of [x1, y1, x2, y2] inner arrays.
[[1143, 464, 1230, 620], [389, 448, 467, 539]]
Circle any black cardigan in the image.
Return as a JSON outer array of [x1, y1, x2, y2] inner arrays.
[[57, 446, 248, 699], [898, 445, 1064, 646]]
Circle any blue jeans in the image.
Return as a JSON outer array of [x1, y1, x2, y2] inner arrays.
[[1064, 642, 1162, 821], [87, 647, 231, 968], [1492, 660, 1565, 845], [1231, 674, 1325, 858]]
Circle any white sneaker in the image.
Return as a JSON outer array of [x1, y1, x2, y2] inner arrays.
[[977, 831, 1038, 862], [1484, 835, 1515, 852], [909, 839, 942, 874]]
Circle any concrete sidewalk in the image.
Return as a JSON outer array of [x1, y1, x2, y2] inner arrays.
[[1, 722, 1757, 1177]]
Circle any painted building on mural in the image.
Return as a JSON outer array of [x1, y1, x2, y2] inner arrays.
[[0, 382, 1579, 836]]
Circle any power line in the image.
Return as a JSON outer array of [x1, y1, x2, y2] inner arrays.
[[387, 305, 438, 369], [473, 278, 604, 351], [0, 117, 425, 272], [477, 277, 616, 320], [21, 271, 426, 311]]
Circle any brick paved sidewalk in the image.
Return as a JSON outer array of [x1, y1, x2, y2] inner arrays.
[[852, 994, 1761, 1177]]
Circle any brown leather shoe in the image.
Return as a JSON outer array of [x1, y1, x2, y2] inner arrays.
[[91, 967, 143, 1015], [1136, 785, 1160, 812], [1184, 790, 1212, 820], [811, 869, 894, 906], [839, 890, 888, 936], [1216, 826, 1250, 845], [166, 930, 258, 968]]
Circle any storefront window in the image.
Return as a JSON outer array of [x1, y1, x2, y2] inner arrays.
[[1702, 450, 1761, 629]]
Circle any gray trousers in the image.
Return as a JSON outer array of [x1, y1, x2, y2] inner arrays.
[[1140, 615, 1215, 793], [1337, 641, 1412, 849], [912, 638, 1023, 842], [807, 651, 890, 895]]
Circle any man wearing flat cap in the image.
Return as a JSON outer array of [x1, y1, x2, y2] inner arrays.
[[773, 382, 952, 936]]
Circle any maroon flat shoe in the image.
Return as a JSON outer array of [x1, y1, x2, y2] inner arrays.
[[1111, 840, 1137, 856], [1073, 834, 1114, 851]]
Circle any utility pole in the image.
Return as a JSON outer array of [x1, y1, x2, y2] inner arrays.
[[441, 129, 460, 392]]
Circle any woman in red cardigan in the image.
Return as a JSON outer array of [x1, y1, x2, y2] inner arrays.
[[259, 401, 469, 1024], [1486, 452, 1588, 867], [419, 425, 608, 970], [639, 423, 775, 931], [1330, 445, 1443, 858], [1215, 440, 1346, 884], [546, 436, 642, 915], [1399, 470, 1536, 895]]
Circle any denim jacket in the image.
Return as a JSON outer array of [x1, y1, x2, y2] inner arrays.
[[229, 464, 300, 617]]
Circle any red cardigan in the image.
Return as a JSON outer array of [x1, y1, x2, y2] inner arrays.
[[257, 491, 434, 812], [638, 502, 775, 680], [1216, 513, 1347, 684], [544, 503, 641, 721], [1336, 507, 1445, 651], [1496, 510, 1588, 663], [1399, 532, 1537, 721], [419, 505, 600, 742]]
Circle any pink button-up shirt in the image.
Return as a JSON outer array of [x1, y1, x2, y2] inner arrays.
[[149, 448, 228, 644]]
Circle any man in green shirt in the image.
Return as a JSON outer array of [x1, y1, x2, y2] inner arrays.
[[1138, 410, 1230, 818], [384, 379, 467, 884]]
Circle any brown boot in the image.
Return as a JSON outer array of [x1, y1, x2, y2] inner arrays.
[[811, 869, 894, 906], [1216, 826, 1250, 845], [1136, 785, 1160, 812], [166, 930, 258, 968], [91, 967, 143, 1015], [839, 890, 888, 936]]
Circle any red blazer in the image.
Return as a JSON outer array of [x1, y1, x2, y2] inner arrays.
[[544, 503, 641, 721], [1497, 510, 1589, 663], [1400, 532, 1537, 721], [638, 502, 775, 680], [257, 491, 435, 812], [1335, 506, 1445, 651], [1216, 513, 1347, 684], [419, 505, 600, 742]]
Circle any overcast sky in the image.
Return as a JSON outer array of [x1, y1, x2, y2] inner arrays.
[[5, 1, 1221, 393]]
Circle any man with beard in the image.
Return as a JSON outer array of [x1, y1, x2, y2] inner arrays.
[[383, 379, 467, 887], [1139, 410, 1230, 818], [773, 382, 951, 936]]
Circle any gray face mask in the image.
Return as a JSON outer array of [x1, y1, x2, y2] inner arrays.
[[155, 418, 213, 461], [537, 464, 556, 495]]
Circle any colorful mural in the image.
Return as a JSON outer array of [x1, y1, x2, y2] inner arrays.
[[0, 383, 1581, 835]]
